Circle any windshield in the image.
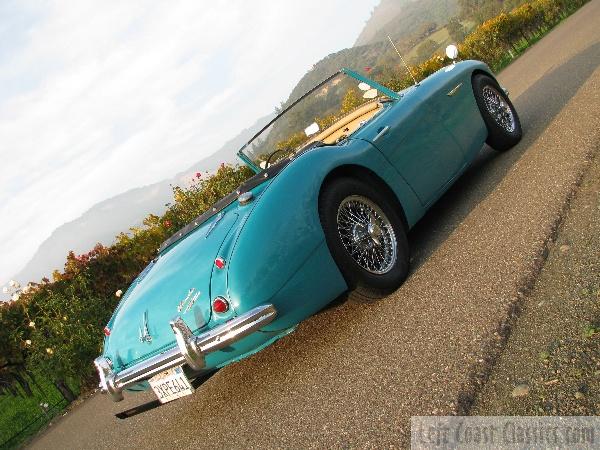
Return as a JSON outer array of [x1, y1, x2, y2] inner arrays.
[[237, 69, 400, 171]]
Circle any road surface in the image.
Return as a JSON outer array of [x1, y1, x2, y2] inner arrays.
[[28, 2, 600, 448]]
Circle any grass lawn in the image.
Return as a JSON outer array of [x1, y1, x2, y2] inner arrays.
[[407, 20, 476, 62], [0, 377, 77, 449]]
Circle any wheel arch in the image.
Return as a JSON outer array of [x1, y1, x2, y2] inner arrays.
[[319, 164, 409, 231], [470, 68, 522, 151], [470, 68, 498, 86]]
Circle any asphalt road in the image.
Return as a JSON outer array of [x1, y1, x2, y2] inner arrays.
[[28, 3, 600, 448]]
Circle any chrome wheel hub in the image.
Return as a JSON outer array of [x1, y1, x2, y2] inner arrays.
[[337, 195, 397, 274], [482, 85, 515, 133]]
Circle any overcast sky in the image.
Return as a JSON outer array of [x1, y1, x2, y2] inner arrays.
[[0, 0, 379, 287]]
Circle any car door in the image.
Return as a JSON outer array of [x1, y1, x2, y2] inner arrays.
[[360, 92, 464, 206]]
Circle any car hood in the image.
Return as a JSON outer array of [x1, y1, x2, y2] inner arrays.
[[103, 211, 240, 371]]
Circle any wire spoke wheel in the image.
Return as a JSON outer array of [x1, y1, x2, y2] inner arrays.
[[482, 85, 516, 133], [336, 195, 397, 275], [320, 177, 409, 299], [473, 74, 522, 152]]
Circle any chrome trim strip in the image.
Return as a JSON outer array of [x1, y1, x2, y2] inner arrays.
[[373, 125, 390, 142], [447, 82, 463, 97], [138, 310, 152, 343], [95, 304, 277, 402], [204, 212, 225, 238]]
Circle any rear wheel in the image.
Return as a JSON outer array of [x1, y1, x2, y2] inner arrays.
[[319, 177, 409, 301], [473, 74, 522, 151]]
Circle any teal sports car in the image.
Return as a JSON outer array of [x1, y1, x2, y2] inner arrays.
[[95, 52, 521, 404]]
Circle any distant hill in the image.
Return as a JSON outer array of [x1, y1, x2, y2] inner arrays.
[[12, 113, 273, 285], [14, 183, 173, 285], [354, 0, 414, 46], [284, 0, 459, 108], [283, 44, 386, 106], [355, 0, 459, 47]]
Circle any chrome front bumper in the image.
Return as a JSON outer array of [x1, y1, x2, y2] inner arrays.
[[94, 304, 277, 402]]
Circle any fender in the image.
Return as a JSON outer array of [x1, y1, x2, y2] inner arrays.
[[226, 137, 423, 328]]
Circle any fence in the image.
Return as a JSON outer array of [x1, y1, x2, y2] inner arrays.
[[0, 374, 72, 449]]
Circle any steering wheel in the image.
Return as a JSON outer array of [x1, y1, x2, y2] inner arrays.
[[264, 148, 288, 169]]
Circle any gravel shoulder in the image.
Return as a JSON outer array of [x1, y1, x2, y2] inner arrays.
[[473, 141, 600, 416]]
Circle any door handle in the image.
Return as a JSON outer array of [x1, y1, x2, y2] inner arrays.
[[373, 126, 390, 142]]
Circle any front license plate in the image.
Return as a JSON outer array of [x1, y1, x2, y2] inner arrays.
[[149, 366, 194, 403]]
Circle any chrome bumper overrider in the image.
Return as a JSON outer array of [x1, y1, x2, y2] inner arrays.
[[94, 304, 277, 402]]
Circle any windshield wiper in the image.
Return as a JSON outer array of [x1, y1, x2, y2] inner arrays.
[[264, 141, 327, 168]]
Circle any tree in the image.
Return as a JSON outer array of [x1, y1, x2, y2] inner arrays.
[[340, 89, 364, 115], [459, 0, 504, 22], [447, 17, 467, 42], [415, 39, 439, 63], [416, 21, 438, 39]]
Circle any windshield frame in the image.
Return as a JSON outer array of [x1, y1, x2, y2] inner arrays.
[[236, 68, 401, 173]]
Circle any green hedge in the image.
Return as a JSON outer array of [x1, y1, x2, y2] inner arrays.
[[0, 165, 253, 389]]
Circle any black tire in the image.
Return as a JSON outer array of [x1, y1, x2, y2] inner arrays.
[[319, 177, 409, 301], [472, 74, 522, 151]]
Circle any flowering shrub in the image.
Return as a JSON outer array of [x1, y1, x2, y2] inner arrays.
[[162, 165, 254, 230], [0, 164, 253, 392]]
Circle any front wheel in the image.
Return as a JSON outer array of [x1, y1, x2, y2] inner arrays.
[[472, 74, 522, 151], [319, 177, 409, 301]]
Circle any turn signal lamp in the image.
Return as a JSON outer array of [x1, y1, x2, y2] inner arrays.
[[212, 297, 229, 314]]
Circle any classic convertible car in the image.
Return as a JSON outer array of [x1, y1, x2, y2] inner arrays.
[[95, 47, 521, 403]]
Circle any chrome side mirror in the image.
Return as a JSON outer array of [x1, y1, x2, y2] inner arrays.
[[304, 122, 320, 137], [446, 44, 459, 61]]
